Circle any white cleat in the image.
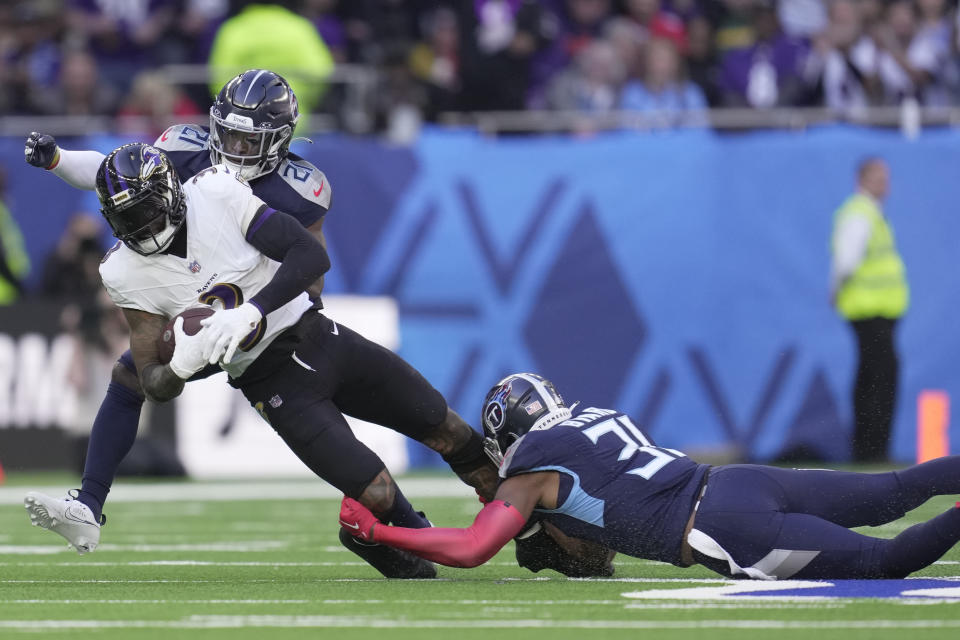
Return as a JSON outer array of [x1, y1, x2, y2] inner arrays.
[[24, 491, 102, 554]]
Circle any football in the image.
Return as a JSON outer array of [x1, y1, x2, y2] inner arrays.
[[156, 306, 216, 364]]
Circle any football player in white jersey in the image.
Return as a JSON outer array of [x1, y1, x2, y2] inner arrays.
[[26, 142, 504, 579], [24, 70, 609, 577]]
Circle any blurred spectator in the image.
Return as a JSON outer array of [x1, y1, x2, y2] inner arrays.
[[806, 0, 881, 115], [0, 168, 30, 304], [719, 4, 810, 107], [208, 1, 335, 117], [301, 0, 348, 63], [706, 0, 759, 54], [546, 39, 626, 112], [777, 0, 828, 40], [28, 48, 119, 116], [562, 0, 615, 56], [409, 7, 462, 119], [603, 17, 646, 81], [66, 0, 176, 95], [685, 14, 723, 106], [377, 42, 428, 144], [830, 158, 908, 463], [663, 0, 700, 23], [338, 0, 426, 66], [458, 0, 557, 111], [917, 0, 952, 51], [116, 70, 203, 137], [624, 0, 687, 52], [175, 0, 230, 62], [0, 0, 64, 115], [621, 36, 709, 127], [40, 212, 104, 301], [873, 0, 950, 105]]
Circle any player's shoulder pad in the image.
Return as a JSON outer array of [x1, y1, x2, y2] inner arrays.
[[499, 435, 538, 479], [154, 124, 211, 153], [185, 164, 252, 199], [276, 156, 332, 210]]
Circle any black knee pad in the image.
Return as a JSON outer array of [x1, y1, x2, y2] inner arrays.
[[441, 428, 494, 475]]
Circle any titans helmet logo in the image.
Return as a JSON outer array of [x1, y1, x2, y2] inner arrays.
[[484, 381, 512, 432]]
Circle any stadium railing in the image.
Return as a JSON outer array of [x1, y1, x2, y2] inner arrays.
[[2, 63, 959, 137]]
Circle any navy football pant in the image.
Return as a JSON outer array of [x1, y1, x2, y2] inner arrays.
[[231, 310, 448, 499], [691, 458, 960, 579], [78, 353, 220, 519]]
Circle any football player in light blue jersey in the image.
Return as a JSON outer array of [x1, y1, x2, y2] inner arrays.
[[341, 372, 960, 579]]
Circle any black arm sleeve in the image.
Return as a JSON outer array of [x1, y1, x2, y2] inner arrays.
[[245, 206, 330, 315]]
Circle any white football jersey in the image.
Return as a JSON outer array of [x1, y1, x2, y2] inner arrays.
[[100, 164, 311, 378]]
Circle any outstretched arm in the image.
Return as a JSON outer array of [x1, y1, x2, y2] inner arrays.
[[339, 473, 549, 568], [25, 132, 104, 190]]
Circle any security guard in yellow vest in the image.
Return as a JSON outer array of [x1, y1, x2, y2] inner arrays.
[[0, 172, 29, 305], [830, 158, 908, 463]]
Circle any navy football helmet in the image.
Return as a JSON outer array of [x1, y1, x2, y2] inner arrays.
[[209, 69, 299, 180], [96, 143, 185, 256], [481, 373, 572, 457]]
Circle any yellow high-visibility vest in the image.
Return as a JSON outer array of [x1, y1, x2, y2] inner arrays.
[[832, 194, 909, 320]]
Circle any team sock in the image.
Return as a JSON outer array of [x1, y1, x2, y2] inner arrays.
[[77, 382, 145, 521], [879, 506, 960, 577], [893, 455, 960, 504], [382, 491, 430, 529]]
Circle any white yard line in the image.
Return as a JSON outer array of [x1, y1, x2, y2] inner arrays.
[[2, 617, 960, 630]]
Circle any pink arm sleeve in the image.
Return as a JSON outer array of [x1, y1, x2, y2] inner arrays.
[[373, 500, 528, 568]]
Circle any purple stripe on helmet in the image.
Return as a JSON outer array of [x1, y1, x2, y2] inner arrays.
[[110, 153, 129, 195]]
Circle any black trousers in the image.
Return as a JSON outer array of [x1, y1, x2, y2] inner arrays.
[[849, 317, 899, 463], [230, 309, 448, 497]]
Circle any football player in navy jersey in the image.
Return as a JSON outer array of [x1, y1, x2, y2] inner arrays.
[[340, 372, 960, 580], [22, 71, 502, 579]]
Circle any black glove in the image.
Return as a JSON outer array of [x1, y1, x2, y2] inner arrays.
[[514, 521, 615, 578], [24, 132, 59, 169]]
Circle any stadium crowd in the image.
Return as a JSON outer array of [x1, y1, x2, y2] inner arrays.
[[1, 0, 958, 129]]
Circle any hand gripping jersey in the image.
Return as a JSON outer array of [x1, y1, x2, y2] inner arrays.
[[99, 165, 312, 378], [500, 407, 710, 566], [154, 124, 331, 229]]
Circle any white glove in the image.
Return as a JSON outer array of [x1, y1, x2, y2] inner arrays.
[[168, 317, 209, 379], [200, 302, 263, 365]]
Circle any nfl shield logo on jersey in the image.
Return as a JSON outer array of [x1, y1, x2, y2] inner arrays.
[[188, 260, 201, 273]]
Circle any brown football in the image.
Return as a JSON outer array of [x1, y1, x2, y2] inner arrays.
[[156, 306, 216, 364]]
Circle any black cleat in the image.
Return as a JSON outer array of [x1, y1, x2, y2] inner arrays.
[[338, 528, 437, 579]]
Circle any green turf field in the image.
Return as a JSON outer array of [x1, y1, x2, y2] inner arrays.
[[1, 472, 959, 639]]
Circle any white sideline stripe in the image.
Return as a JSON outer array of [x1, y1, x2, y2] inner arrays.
[[0, 559, 525, 568], [0, 541, 289, 554], [2, 599, 845, 610], [4, 599, 627, 606], [0, 577, 735, 585], [0, 477, 473, 505], [6, 600, 312, 605], [902, 588, 960, 598], [2, 617, 960, 630], [3, 561, 367, 567]]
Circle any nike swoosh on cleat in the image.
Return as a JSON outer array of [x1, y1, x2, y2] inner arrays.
[[340, 520, 360, 530], [64, 512, 95, 525]]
